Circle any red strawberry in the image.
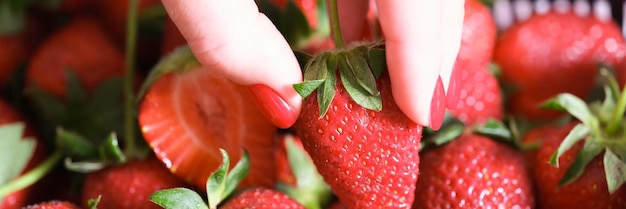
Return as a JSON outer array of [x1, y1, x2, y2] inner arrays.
[[22, 200, 81, 209], [447, 62, 503, 125], [26, 17, 125, 99], [220, 188, 306, 209], [523, 122, 626, 208], [494, 10, 626, 121], [80, 156, 187, 209], [0, 16, 43, 91], [457, 0, 497, 67], [138, 47, 278, 191], [521, 70, 626, 208], [0, 100, 47, 209], [413, 131, 535, 208], [293, 43, 423, 208]]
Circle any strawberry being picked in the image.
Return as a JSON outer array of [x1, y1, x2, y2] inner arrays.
[[522, 68, 626, 208], [413, 121, 535, 208], [292, 42, 422, 209], [494, 9, 626, 121], [138, 46, 278, 191]]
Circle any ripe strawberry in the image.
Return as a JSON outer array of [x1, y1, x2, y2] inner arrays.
[[447, 62, 503, 125], [292, 43, 423, 208], [26, 17, 125, 99], [220, 188, 306, 209], [22, 200, 80, 209], [80, 156, 187, 209], [522, 69, 626, 208], [413, 131, 535, 208], [494, 10, 626, 121], [457, 0, 497, 67], [523, 122, 626, 208], [138, 47, 278, 191], [0, 16, 43, 91], [0, 100, 47, 209]]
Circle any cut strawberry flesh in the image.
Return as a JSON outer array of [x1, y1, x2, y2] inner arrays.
[[139, 67, 277, 191]]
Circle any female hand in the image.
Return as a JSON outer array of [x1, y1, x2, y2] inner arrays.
[[160, 0, 465, 130]]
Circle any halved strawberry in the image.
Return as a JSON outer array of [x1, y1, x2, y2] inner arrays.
[[138, 47, 278, 191]]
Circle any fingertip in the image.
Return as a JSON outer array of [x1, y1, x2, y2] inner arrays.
[[248, 84, 301, 129]]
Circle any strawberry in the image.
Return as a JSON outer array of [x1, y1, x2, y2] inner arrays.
[[457, 0, 497, 67], [494, 10, 626, 121], [220, 188, 306, 209], [0, 15, 43, 92], [138, 46, 278, 192], [22, 200, 81, 209], [523, 121, 626, 208], [0, 100, 47, 209], [292, 43, 423, 208], [80, 156, 187, 209], [522, 68, 626, 208], [26, 17, 125, 99], [447, 62, 503, 125], [273, 133, 332, 208], [413, 124, 535, 208]]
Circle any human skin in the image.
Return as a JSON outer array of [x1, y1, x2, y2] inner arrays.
[[160, 0, 464, 129]]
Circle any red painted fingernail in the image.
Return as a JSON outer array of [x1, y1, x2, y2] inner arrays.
[[247, 84, 297, 129], [430, 77, 446, 131], [446, 64, 462, 109]]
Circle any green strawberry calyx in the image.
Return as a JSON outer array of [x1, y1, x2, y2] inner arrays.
[[150, 148, 250, 209], [276, 134, 332, 209], [292, 0, 387, 117], [293, 42, 386, 117], [541, 67, 626, 193]]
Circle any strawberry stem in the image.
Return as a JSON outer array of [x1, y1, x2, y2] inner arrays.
[[328, 0, 345, 49], [0, 150, 62, 199], [124, 0, 139, 155], [606, 83, 626, 135]]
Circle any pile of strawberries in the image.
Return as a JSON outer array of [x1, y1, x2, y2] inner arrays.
[[1, 0, 626, 208]]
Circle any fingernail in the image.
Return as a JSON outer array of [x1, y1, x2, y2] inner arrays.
[[445, 64, 462, 109], [430, 77, 446, 131], [247, 84, 297, 129]]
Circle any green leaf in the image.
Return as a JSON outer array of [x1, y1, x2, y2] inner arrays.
[[343, 50, 379, 96], [549, 123, 590, 167], [317, 56, 337, 117], [223, 150, 250, 201], [87, 195, 101, 209], [293, 80, 324, 98], [55, 128, 97, 160], [150, 188, 209, 209], [419, 122, 464, 151], [63, 158, 106, 173], [314, 0, 330, 36], [207, 149, 229, 209], [65, 69, 87, 105], [367, 47, 386, 79], [473, 119, 513, 141], [604, 149, 626, 194], [277, 135, 332, 209], [98, 133, 127, 164], [303, 53, 329, 81], [542, 93, 599, 129], [558, 139, 604, 186], [338, 58, 382, 111], [0, 123, 35, 186], [280, 0, 312, 46], [0, 0, 25, 35], [294, 50, 313, 70]]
